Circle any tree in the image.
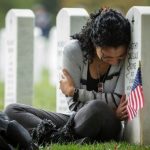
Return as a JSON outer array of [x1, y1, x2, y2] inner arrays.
[[60, 0, 148, 14]]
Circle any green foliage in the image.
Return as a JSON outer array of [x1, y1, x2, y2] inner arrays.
[[0, 82, 4, 110], [0, 0, 60, 28], [0, 0, 37, 27], [0, 0, 149, 28], [60, 0, 149, 14]]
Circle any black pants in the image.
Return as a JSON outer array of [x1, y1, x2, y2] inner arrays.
[[4, 100, 121, 141]]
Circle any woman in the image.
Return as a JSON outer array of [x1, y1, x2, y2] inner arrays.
[[4, 8, 131, 145], [60, 7, 130, 140]]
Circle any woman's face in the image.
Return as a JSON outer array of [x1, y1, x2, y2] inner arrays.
[[96, 46, 127, 65]]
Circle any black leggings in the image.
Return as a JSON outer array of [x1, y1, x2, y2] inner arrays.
[[4, 100, 121, 141]]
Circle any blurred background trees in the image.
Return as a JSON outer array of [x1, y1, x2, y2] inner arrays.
[[0, 0, 60, 27], [60, 0, 149, 13], [0, 0, 149, 28]]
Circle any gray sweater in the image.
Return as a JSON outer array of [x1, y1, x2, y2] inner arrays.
[[62, 40, 125, 112]]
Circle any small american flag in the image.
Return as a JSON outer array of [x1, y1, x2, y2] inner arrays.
[[127, 63, 144, 120]]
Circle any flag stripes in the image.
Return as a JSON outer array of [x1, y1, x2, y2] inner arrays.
[[127, 65, 144, 121]]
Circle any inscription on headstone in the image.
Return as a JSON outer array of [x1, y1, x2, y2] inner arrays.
[[56, 8, 89, 113], [0, 29, 7, 82], [124, 6, 150, 145], [5, 9, 35, 107]]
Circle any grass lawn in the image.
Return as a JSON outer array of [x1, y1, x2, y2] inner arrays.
[[0, 69, 56, 111], [0, 81, 4, 110], [40, 142, 150, 150], [33, 69, 56, 112], [0, 70, 150, 149]]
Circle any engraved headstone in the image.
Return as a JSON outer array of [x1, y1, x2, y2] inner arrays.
[[47, 26, 57, 86], [0, 29, 7, 82], [56, 8, 89, 113], [34, 27, 46, 83], [5, 9, 35, 107], [124, 6, 150, 145]]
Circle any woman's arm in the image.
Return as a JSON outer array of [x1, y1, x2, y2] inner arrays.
[[61, 40, 126, 114], [60, 67, 124, 110], [77, 63, 125, 108], [60, 66, 128, 121]]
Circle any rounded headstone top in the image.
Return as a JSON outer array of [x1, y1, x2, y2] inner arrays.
[[6, 9, 35, 18], [57, 8, 89, 17], [127, 6, 150, 16]]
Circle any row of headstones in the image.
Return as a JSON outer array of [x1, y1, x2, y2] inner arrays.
[[3, 7, 150, 145], [0, 20, 57, 85]]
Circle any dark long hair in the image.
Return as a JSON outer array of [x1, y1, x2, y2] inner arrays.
[[71, 8, 131, 62]]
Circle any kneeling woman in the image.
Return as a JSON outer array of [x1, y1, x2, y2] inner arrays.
[[4, 8, 131, 145]]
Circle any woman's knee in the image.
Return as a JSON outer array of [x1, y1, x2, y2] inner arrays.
[[74, 100, 121, 139], [85, 100, 110, 114], [74, 101, 110, 137], [75, 100, 110, 122]]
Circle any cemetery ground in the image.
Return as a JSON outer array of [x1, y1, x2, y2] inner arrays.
[[0, 69, 150, 149]]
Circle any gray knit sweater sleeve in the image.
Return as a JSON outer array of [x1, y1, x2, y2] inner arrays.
[[62, 40, 83, 88], [62, 40, 124, 111]]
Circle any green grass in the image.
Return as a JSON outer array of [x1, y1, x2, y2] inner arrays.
[[33, 69, 56, 112], [0, 81, 4, 110], [39, 142, 150, 150], [0, 69, 56, 111], [0, 70, 150, 149]]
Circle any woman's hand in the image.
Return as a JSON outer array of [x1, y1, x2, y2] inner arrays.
[[116, 95, 128, 121], [59, 69, 75, 97]]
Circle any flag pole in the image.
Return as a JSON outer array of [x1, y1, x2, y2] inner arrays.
[[139, 60, 143, 144], [139, 60, 141, 68]]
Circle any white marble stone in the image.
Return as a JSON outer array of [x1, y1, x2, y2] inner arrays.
[[47, 26, 57, 86], [34, 27, 46, 83], [124, 6, 150, 145], [56, 8, 89, 113], [5, 9, 35, 107], [0, 28, 7, 82]]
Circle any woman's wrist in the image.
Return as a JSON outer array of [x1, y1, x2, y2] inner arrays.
[[67, 87, 79, 101], [68, 87, 75, 97], [73, 88, 79, 102]]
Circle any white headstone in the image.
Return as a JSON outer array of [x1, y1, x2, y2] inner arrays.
[[56, 8, 89, 113], [47, 26, 57, 86], [5, 9, 35, 107], [0, 29, 7, 82], [124, 6, 150, 145], [34, 27, 46, 83]]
